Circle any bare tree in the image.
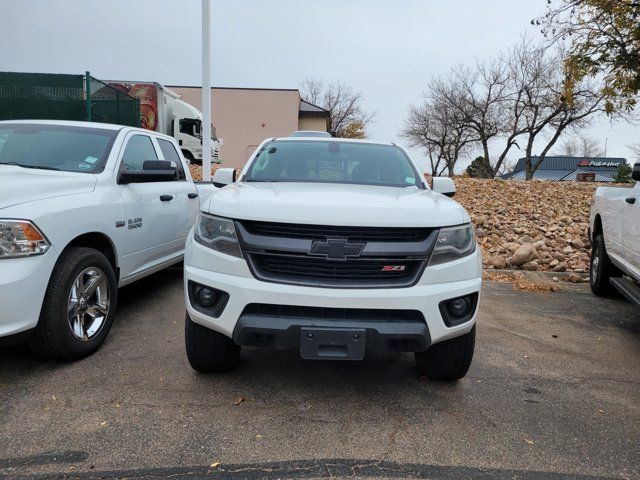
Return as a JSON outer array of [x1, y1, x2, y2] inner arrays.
[[300, 78, 375, 138], [428, 60, 516, 177], [557, 134, 605, 157], [630, 143, 640, 162], [404, 40, 544, 178], [404, 39, 605, 180], [401, 96, 475, 176], [515, 46, 605, 179]]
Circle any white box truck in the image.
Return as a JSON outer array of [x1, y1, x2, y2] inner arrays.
[[107, 81, 222, 165]]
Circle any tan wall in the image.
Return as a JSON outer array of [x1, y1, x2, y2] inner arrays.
[[171, 87, 302, 169], [298, 117, 328, 131]]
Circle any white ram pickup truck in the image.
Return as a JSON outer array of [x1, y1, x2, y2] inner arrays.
[[183, 137, 482, 381], [0, 120, 216, 359], [589, 162, 640, 305]]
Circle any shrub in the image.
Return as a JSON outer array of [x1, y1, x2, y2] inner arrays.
[[613, 163, 632, 183]]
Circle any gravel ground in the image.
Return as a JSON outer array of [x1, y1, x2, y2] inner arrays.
[[0, 269, 638, 480]]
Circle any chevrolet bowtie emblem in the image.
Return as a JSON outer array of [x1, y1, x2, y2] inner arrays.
[[309, 238, 365, 260]]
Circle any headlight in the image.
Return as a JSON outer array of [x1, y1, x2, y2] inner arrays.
[[0, 220, 50, 258], [428, 223, 476, 266], [194, 213, 242, 258]]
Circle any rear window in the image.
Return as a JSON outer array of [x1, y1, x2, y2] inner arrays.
[[244, 140, 423, 188]]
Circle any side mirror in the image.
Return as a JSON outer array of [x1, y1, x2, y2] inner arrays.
[[212, 167, 236, 187], [431, 177, 456, 197], [633, 163, 640, 181], [119, 160, 177, 184]]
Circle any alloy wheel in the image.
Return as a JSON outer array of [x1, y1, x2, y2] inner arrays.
[[67, 267, 110, 341]]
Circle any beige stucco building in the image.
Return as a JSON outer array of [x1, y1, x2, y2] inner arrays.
[[169, 86, 329, 169]]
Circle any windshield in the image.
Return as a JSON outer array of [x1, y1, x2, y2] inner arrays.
[[0, 123, 118, 173], [244, 140, 423, 188]]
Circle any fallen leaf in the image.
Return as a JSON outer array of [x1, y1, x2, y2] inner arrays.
[[234, 397, 246, 406], [114, 403, 122, 408], [51, 395, 57, 401], [524, 438, 534, 445], [255, 434, 263, 439], [210, 462, 220, 468], [100, 421, 107, 427]]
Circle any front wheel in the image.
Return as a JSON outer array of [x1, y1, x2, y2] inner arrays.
[[185, 314, 240, 373], [590, 234, 620, 297], [28, 247, 117, 361], [415, 326, 475, 381]]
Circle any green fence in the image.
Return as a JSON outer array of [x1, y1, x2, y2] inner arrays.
[[0, 71, 140, 127]]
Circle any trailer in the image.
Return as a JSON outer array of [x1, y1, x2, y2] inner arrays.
[[105, 81, 221, 165]]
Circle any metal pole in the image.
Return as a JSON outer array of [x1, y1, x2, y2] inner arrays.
[[85, 71, 92, 122], [202, 0, 212, 181], [604, 137, 608, 157]]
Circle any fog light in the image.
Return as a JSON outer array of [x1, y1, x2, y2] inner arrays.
[[447, 298, 470, 317], [197, 287, 217, 306]]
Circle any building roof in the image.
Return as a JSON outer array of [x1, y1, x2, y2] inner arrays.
[[511, 156, 626, 172], [504, 169, 574, 181], [167, 85, 299, 92], [299, 99, 330, 117], [501, 155, 627, 182]]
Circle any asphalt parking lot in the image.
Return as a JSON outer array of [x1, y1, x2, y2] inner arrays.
[[1, 269, 639, 480]]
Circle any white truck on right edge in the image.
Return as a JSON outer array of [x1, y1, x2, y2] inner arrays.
[[589, 162, 640, 306]]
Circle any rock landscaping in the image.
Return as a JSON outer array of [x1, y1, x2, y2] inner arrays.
[[454, 178, 605, 274]]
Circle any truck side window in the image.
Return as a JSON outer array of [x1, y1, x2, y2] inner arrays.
[[158, 138, 186, 180], [122, 135, 157, 170]]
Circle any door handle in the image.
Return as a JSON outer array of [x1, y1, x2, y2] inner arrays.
[[188, 192, 198, 199], [160, 195, 174, 202], [625, 197, 636, 204]]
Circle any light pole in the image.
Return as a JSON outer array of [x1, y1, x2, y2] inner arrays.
[[202, 0, 212, 181]]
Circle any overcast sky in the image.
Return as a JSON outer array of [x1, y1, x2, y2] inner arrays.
[[1, 0, 637, 171]]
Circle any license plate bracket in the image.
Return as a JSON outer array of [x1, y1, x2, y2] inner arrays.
[[299, 327, 366, 360]]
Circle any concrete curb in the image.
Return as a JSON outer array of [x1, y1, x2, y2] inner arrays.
[[484, 269, 590, 283]]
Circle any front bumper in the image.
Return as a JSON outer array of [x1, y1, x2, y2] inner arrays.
[[0, 249, 58, 337], [184, 235, 482, 349]]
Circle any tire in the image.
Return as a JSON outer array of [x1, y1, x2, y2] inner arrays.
[[185, 313, 240, 373], [590, 234, 620, 297], [183, 150, 199, 165], [28, 247, 118, 361], [415, 326, 475, 381]]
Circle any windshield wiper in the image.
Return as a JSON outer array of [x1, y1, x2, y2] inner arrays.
[[0, 162, 60, 171]]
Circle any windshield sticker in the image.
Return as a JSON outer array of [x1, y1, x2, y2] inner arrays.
[[84, 156, 98, 164], [78, 163, 92, 170], [405, 176, 416, 184]]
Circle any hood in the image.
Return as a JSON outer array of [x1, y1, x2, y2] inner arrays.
[[0, 167, 97, 210], [205, 182, 469, 227]]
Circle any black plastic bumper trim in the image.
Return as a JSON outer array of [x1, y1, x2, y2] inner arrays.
[[232, 315, 431, 353]]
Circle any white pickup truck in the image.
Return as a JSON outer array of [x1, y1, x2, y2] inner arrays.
[[0, 120, 216, 359], [183, 137, 482, 381], [589, 162, 640, 305]]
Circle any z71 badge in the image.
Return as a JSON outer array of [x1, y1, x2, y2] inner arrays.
[[127, 217, 143, 229], [382, 265, 406, 272]]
